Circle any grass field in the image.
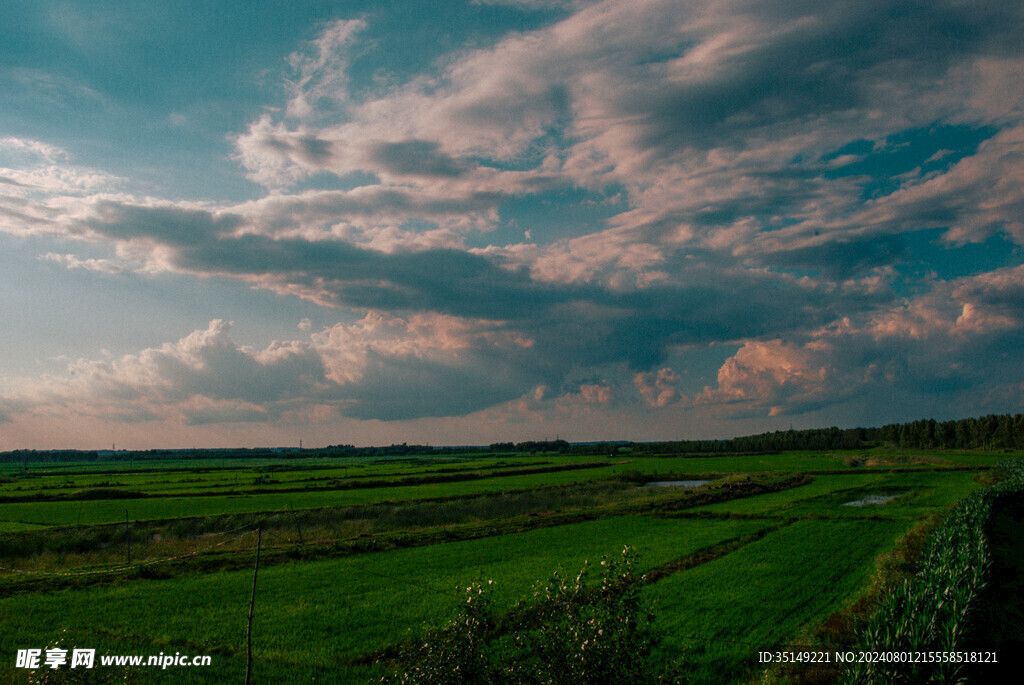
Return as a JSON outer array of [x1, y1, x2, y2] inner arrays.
[[0, 464, 624, 527], [649, 518, 907, 682], [2, 516, 770, 682], [0, 447, 1010, 684]]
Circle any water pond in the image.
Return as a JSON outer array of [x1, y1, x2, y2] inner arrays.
[[843, 493, 902, 507], [646, 480, 712, 488]]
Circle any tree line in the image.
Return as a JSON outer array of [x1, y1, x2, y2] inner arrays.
[[488, 439, 572, 454], [631, 413, 1024, 454], [3, 414, 1022, 464], [0, 443, 482, 465]]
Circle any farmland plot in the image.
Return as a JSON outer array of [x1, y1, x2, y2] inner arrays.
[[0, 449, 1003, 683]]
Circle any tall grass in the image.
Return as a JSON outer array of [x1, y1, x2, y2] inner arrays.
[[842, 460, 1024, 684]]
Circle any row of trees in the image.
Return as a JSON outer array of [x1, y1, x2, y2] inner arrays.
[[3, 413, 1021, 464], [632, 413, 1024, 455], [875, 414, 1024, 450], [488, 439, 572, 454], [0, 443, 483, 465]]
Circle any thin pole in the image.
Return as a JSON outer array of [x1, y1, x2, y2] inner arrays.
[[289, 503, 305, 548], [244, 526, 262, 685]]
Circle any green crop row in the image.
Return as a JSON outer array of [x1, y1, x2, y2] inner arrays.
[[842, 459, 1024, 684], [0, 479, 690, 570], [647, 518, 909, 683], [0, 458, 553, 499], [0, 466, 622, 528]]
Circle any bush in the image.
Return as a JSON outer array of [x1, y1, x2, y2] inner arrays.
[[381, 547, 681, 684]]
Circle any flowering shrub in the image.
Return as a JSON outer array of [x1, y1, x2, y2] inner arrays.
[[381, 547, 681, 684]]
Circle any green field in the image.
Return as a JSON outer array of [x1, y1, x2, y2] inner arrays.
[[0, 447, 1009, 683], [649, 518, 906, 682]]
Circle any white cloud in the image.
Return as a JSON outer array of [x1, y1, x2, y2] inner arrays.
[[697, 340, 830, 416], [285, 18, 366, 121], [40, 251, 124, 274], [0, 137, 120, 199]]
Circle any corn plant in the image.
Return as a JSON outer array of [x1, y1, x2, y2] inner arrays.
[[843, 460, 1023, 684]]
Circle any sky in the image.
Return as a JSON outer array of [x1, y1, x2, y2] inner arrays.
[[1, 0, 1023, 450]]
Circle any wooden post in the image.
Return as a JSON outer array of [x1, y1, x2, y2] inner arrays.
[[125, 510, 131, 565], [244, 526, 262, 685]]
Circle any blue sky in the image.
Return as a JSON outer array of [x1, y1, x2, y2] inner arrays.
[[2, 0, 1023, 449]]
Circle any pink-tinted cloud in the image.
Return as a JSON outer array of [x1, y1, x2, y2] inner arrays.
[[634, 368, 679, 408], [692, 265, 1024, 418]]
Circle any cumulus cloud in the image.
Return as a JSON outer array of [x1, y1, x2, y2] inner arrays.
[[2, 315, 543, 425], [3, 320, 324, 424], [634, 368, 679, 408], [312, 313, 546, 421], [224, 0, 1024, 271], [3, 0, 1024, 435], [698, 340, 831, 416], [693, 264, 1024, 418]]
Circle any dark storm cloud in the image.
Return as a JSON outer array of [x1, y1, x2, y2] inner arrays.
[[254, 130, 335, 165], [630, 0, 1022, 156], [177, 231, 571, 318], [341, 350, 539, 420], [82, 201, 243, 246], [753, 236, 909, 280], [78, 202, 571, 318], [369, 140, 472, 178], [69, 199, 898, 424], [953, 266, 1024, 317], [117, 204, 860, 354]]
